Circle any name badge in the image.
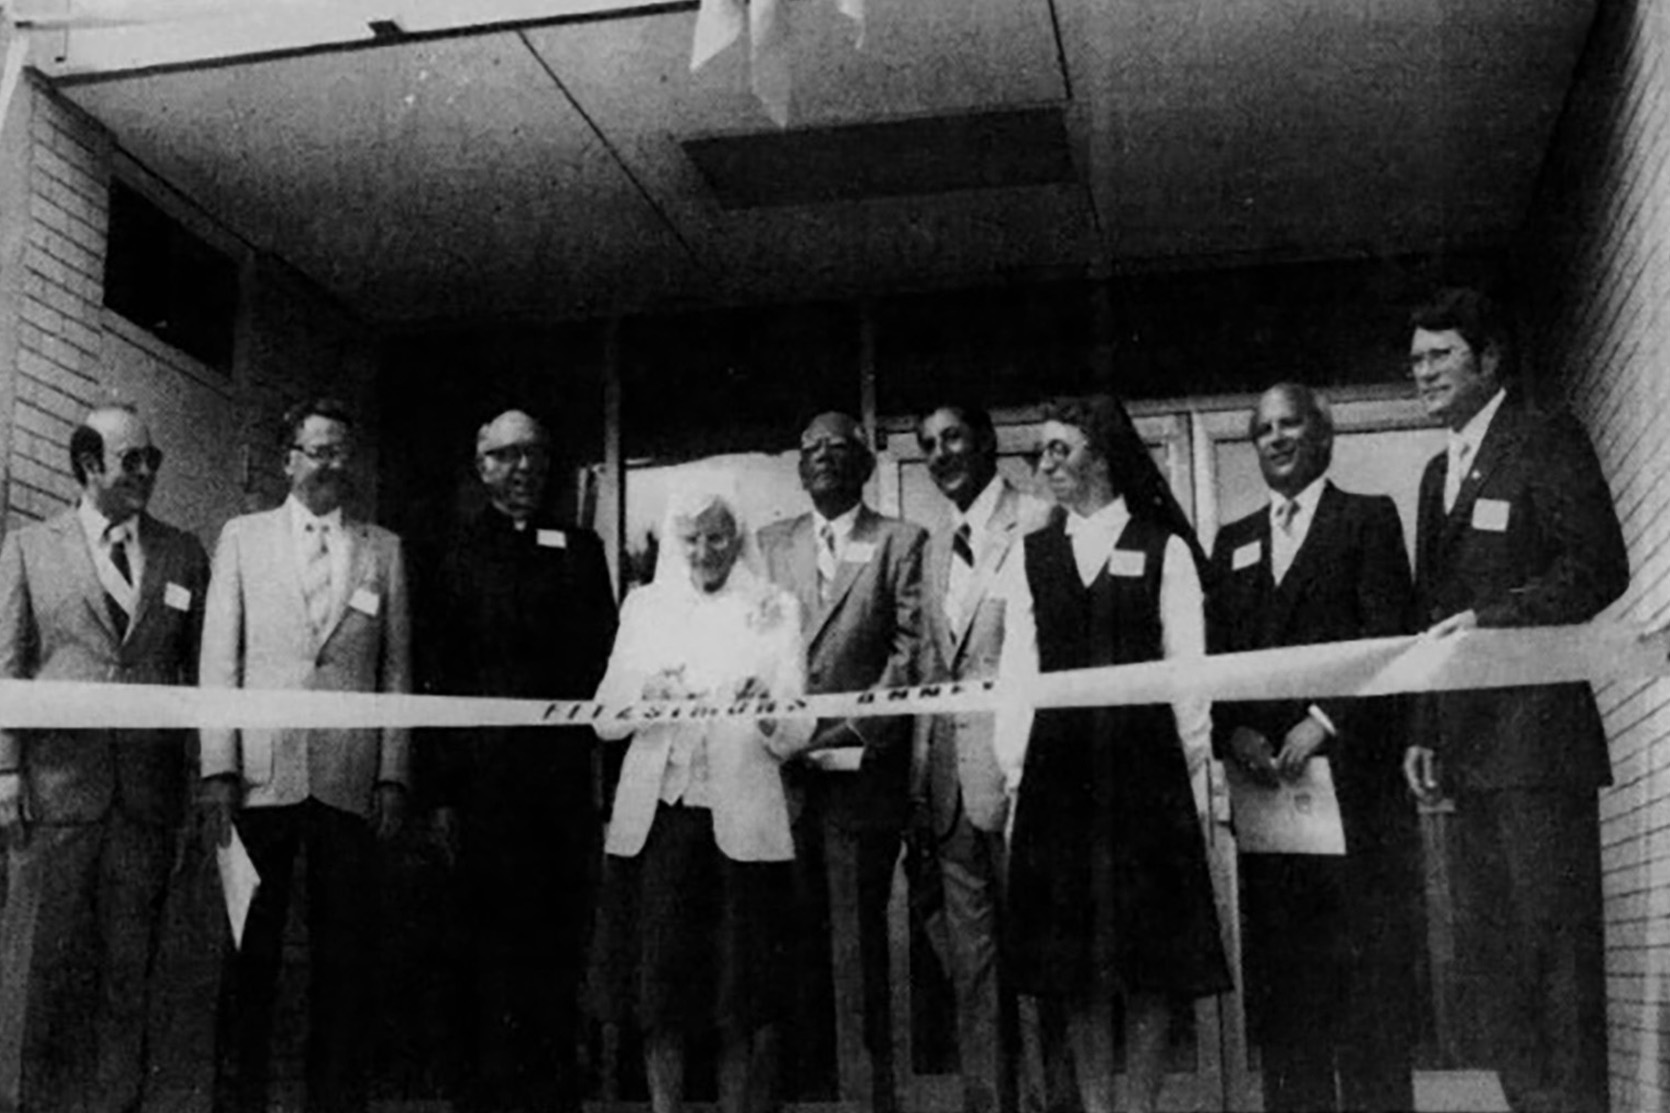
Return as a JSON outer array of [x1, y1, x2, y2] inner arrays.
[[1107, 550, 1146, 578], [1232, 541, 1262, 571], [349, 588, 381, 616], [1471, 498, 1511, 532], [164, 582, 192, 611], [537, 529, 567, 549], [843, 542, 876, 565]]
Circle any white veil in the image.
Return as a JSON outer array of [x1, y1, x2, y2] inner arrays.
[[651, 464, 766, 597]]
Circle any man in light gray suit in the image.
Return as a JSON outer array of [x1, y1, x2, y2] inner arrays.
[[0, 405, 209, 1113], [198, 397, 411, 1113], [911, 403, 1050, 1113]]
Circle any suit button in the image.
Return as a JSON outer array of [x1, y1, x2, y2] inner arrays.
[[810, 670, 823, 684]]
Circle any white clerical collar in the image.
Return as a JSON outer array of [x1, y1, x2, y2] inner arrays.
[[813, 503, 861, 542], [1064, 496, 1128, 538], [956, 475, 1004, 538], [1269, 474, 1328, 519], [286, 494, 343, 535], [1450, 388, 1507, 456]]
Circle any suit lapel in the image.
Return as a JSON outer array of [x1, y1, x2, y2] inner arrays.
[[1269, 482, 1338, 633], [127, 514, 168, 638], [319, 521, 369, 647], [51, 511, 123, 645], [1441, 398, 1523, 553], [808, 506, 875, 649], [948, 485, 1019, 661]]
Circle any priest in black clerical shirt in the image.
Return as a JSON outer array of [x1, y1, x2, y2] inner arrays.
[[423, 408, 618, 1113]]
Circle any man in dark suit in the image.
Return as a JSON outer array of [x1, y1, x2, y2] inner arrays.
[[1207, 383, 1418, 1112], [758, 411, 926, 1113], [1403, 288, 1628, 1113], [911, 403, 1050, 1113], [0, 405, 209, 1113], [422, 408, 617, 1113], [198, 398, 412, 1113]]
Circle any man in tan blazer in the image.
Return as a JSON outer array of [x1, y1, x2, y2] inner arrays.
[[912, 403, 1051, 1113], [0, 405, 208, 1113], [758, 411, 926, 1113], [198, 398, 411, 1113]]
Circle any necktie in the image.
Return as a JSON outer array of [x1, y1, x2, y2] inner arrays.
[[1444, 441, 1473, 513], [817, 523, 838, 604], [110, 537, 132, 586], [952, 522, 975, 568], [1271, 499, 1299, 584], [1274, 499, 1298, 536], [302, 522, 334, 636]]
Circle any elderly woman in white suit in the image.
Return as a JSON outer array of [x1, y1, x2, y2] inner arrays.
[[592, 469, 813, 1113]]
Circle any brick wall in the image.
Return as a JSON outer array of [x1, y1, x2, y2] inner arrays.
[[1518, 1, 1670, 1109], [5, 78, 108, 532]]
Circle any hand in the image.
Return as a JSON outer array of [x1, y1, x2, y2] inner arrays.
[[1424, 609, 1479, 639], [1228, 726, 1278, 786], [734, 677, 777, 736], [0, 771, 26, 848], [197, 775, 240, 853], [1276, 716, 1329, 781], [641, 668, 690, 702], [1403, 745, 1441, 803], [433, 805, 461, 870], [372, 783, 408, 843]]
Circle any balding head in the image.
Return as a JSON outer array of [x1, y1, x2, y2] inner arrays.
[[797, 410, 873, 518], [475, 409, 550, 522], [70, 405, 159, 522]]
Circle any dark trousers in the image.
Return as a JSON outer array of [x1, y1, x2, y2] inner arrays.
[[1241, 853, 1414, 1113], [454, 803, 595, 1113], [930, 814, 1015, 1113], [215, 800, 375, 1113], [1451, 789, 1607, 1113], [0, 812, 172, 1113]]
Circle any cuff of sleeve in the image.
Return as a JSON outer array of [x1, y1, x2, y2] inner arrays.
[[1307, 704, 1337, 736]]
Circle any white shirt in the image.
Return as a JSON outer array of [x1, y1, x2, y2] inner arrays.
[[947, 475, 1004, 624], [993, 496, 1212, 815], [1446, 388, 1507, 511], [1269, 474, 1327, 584], [78, 498, 144, 620], [286, 495, 349, 624], [812, 503, 862, 557]]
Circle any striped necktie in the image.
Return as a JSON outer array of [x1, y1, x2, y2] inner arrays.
[[302, 521, 334, 636], [817, 523, 838, 604]]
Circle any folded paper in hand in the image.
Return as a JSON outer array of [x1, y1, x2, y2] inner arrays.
[[1225, 757, 1346, 856]]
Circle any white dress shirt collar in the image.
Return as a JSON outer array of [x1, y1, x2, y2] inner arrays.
[[78, 496, 143, 616], [1269, 474, 1328, 526], [1450, 387, 1508, 458], [286, 494, 343, 537], [1064, 496, 1130, 586], [812, 503, 862, 545], [956, 475, 1005, 540]]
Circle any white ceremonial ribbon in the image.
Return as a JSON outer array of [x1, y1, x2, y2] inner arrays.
[[0, 620, 1666, 732]]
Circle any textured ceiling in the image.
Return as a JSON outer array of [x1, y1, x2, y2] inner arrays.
[[58, 0, 1598, 325]]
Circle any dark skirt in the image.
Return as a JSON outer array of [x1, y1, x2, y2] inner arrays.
[[1004, 706, 1231, 1003], [591, 803, 794, 1036]]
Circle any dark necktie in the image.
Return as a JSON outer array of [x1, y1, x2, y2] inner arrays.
[[952, 522, 975, 568], [107, 536, 132, 639], [110, 538, 132, 586]]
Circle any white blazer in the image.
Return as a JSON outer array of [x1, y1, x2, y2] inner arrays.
[[198, 504, 412, 818], [595, 568, 812, 862]]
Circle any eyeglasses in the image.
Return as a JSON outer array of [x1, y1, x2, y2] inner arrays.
[[291, 443, 353, 465], [480, 443, 549, 467], [1039, 440, 1082, 463], [112, 447, 163, 475]]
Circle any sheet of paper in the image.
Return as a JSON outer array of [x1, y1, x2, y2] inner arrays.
[[1225, 756, 1347, 855], [217, 827, 261, 949]]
